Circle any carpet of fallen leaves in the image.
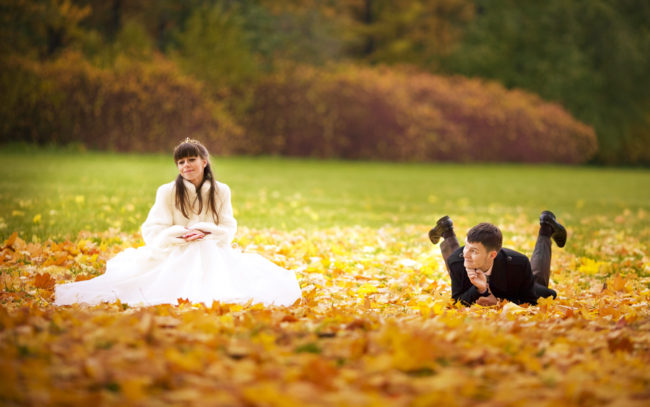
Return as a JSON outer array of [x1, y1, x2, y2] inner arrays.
[[1, 217, 649, 406]]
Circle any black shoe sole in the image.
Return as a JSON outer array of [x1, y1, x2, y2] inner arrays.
[[428, 215, 453, 245], [540, 210, 567, 248]]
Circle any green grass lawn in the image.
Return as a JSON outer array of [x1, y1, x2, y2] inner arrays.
[[2, 146, 649, 250]]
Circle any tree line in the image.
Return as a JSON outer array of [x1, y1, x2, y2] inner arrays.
[[1, 0, 648, 164]]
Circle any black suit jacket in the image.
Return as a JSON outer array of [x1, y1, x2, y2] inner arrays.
[[447, 246, 540, 306]]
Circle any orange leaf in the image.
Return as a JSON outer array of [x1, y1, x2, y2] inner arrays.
[[280, 314, 298, 323], [4, 231, 18, 248], [346, 318, 371, 330], [33, 273, 55, 290], [609, 273, 628, 292], [177, 297, 191, 305], [607, 333, 633, 353]]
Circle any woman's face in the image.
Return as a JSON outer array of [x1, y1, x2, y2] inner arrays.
[[177, 155, 207, 187]]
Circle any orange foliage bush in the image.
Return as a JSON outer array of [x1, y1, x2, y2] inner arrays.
[[2, 57, 597, 163], [1, 53, 241, 153], [241, 65, 597, 163]]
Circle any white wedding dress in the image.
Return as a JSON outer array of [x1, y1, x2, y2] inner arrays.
[[54, 180, 302, 307]]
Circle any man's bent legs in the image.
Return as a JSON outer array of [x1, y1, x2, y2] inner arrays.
[[533, 210, 566, 292], [531, 233, 552, 287], [441, 235, 460, 274]]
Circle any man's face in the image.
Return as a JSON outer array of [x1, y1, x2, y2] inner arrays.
[[463, 239, 497, 272]]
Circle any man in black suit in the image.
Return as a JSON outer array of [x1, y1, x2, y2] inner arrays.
[[428, 211, 566, 306]]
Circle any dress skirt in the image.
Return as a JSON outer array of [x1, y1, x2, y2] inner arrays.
[[54, 239, 302, 307]]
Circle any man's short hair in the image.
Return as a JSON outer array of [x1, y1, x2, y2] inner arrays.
[[467, 223, 502, 252]]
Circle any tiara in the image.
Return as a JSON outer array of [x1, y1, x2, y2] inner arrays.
[[183, 137, 200, 144]]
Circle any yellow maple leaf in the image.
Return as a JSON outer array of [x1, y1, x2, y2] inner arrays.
[[357, 283, 378, 296], [578, 257, 603, 275]]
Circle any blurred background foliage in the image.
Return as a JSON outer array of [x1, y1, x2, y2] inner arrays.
[[1, 0, 648, 164]]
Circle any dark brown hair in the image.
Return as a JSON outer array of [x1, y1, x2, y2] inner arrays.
[[466, 223, 502, 252], [173, 139, 219, 223]]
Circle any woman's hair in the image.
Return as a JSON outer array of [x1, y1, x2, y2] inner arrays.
[[173, 139, 219, 223], [466, 223, 502, 252]]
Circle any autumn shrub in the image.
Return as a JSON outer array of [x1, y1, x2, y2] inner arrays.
[[0, 52, 242, 153], [241, 65, 597, 163], [404, 71, 598, 163]]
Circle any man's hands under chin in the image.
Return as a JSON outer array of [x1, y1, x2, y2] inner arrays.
[[466, 268, 488, 293]]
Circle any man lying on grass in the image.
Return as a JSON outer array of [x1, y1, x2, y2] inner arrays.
[[428, 211, 566, 306]]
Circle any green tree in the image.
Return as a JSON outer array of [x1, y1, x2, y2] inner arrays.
[[251, 0, 474, 68], [0, 0, 90, 58], [171, 3, 259, 93], [443, 0, 650, 164], [338, 0, 475, 68], [239, 2, 344, 67], [73, 0, 210, 51]]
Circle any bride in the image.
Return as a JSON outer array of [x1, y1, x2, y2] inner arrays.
[[55, 139, 302, 307]]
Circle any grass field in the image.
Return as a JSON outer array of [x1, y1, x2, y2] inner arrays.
[[2, 147, 649, 245], [1, 147, 649, 406]]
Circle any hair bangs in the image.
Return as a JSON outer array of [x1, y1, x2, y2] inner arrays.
[[174, 142, 203, 162]]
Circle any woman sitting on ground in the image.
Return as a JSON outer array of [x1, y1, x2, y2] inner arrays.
[[55, 138, 302, 307]]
